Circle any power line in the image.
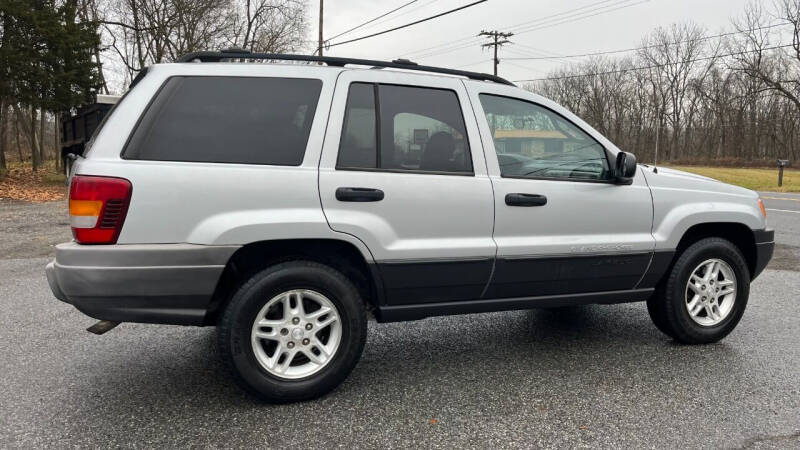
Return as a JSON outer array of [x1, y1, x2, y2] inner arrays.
[[327, 0, 419, 42], [402, 36, 478, 58], [512, 0, 651, 36], [406, 0, 647, 60], [412, 32, 558, 61], [514, 44, 794, 82], [326, 0, 488, 49], [358, 0, 440, 32], [505, 45, 559, 60], [505, 23, 792, 61], [455, 58, 493, 69], [400, 0, 622, 59], [505, 0, 621, 33], [504, 60, 546, 76], [413, 39, 481, 59], [512, 42, 564, 58]]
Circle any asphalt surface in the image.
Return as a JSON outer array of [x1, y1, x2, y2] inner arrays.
[[1, 197, 799, 448], [759, 192, 800, 272]]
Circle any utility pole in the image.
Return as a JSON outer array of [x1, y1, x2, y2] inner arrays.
[[479, 30, 513, 76], [318, 0, 324, 56]]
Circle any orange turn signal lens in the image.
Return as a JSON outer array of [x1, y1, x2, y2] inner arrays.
[[757, 198, 767, 218], [69, 199, 103, 217]]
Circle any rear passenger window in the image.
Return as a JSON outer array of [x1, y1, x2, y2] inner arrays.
[[124, 76, 322, 165], [337, 83, 472, 174]]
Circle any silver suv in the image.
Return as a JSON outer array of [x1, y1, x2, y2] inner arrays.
[[46, 51, 774, 403]]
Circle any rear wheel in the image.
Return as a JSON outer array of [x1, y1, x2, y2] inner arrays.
[[646, 237, 750, 344], [217, 260, 367, 403]]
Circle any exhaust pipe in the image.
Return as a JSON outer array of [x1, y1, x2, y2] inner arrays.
[[87, 320, 120, 335]]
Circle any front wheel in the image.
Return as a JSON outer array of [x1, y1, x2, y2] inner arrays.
[[217, 260, 367, 403], [647, 237, 750, 344]]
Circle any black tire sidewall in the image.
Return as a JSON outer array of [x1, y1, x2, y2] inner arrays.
[[219, 261, 366, 403], [664, 238, 750, 343]]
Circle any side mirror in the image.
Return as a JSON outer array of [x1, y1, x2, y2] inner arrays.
[[614, 151, 637, 184]]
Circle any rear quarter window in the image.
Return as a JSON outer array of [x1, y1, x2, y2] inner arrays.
[[123, 76, 322, 165]]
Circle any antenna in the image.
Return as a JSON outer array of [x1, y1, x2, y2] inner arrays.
[[652, 89, 660, 174], [653, 117, 659, 174]]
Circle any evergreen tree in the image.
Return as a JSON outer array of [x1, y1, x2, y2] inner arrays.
[[0, 0, 101, 171]]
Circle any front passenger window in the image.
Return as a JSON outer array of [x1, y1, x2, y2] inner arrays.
[[478, 94, 609, 180]]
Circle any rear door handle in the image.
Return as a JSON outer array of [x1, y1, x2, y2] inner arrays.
[[505, 193, 547, 207], [336, 187, 385, 202]]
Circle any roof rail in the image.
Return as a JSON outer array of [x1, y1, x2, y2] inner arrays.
[[176, 49, 515, 86]]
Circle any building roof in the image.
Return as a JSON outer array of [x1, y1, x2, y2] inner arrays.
[[493, 129, 567, 139]]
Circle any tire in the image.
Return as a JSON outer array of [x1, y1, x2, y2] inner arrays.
[[646, 237, 750, 344], [217, 260, 367, 403], [646, 293, 671, 335]]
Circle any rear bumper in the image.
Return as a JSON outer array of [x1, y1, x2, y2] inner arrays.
[[45, 242, 239, 325], [752, 229, 774, 280]]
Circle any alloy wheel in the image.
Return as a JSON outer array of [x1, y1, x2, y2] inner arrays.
[[250, 289, 342, 379], [685, 258, 737, 326]]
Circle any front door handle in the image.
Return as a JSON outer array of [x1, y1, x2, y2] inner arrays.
[[505, 193, 547, 207], [336, 187, 385, 202]]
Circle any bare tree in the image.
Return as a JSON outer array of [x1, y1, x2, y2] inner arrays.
[[528, 15, 800, 165], [226, 0, 306, 52], [729, 0, 800, 113], [101, 0, 308, 86], [0, 100, 6, 172], [638, 23, 714, 160]]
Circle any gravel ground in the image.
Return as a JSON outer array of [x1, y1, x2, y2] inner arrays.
[[0, 200, 68, 259], [1, 199, 798, 448]]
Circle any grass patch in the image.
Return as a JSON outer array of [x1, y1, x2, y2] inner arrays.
[[667, 165, 800, 193]]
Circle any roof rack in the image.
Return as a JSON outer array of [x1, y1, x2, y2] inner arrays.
[[176, 49, 515, 86]]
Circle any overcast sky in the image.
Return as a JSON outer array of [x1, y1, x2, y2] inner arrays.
[[311, 0, 754, 82]]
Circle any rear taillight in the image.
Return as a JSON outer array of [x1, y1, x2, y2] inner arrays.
[[69, 175, 132, 244]]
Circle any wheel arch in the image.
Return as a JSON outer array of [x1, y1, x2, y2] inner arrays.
[[204, 239, 383, 325], [672, 222, 758, 278]]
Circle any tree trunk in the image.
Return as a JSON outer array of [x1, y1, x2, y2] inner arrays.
[[30, 108, 40, 171], [14, 110, 23, 161], [54, 115, 61, 172], [39, 109, 46, 165], [0, 99, 6, 172]]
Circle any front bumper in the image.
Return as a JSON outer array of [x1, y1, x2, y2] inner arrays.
[[752, 229, 774, 280], [45, 242, 239, 325]]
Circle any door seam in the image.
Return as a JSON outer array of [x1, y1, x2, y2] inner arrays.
[[460, 80, 499, 299]]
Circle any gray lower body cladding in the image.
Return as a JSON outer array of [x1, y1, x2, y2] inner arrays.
[[46, 243, 239, 325], [45, 228, 773, 325], [752, 229, 774, 280]]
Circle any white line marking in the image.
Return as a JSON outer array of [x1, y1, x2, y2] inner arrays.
[[761, 196, 800, 202], [767, 208, 800, 214]]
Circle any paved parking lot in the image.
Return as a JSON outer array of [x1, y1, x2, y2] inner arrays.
[[1, 197, 798, 448]]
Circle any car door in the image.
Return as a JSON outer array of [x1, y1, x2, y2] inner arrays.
[[466, 83, 655, 299], [319, 71, 495, 306]]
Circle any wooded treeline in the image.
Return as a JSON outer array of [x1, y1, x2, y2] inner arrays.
[[0, 0, 307, 173], [1, 0, 798, 175], [529, 1, 800, 166]]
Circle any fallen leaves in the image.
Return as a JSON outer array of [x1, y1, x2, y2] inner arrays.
[[0, 164, 67, 202]]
